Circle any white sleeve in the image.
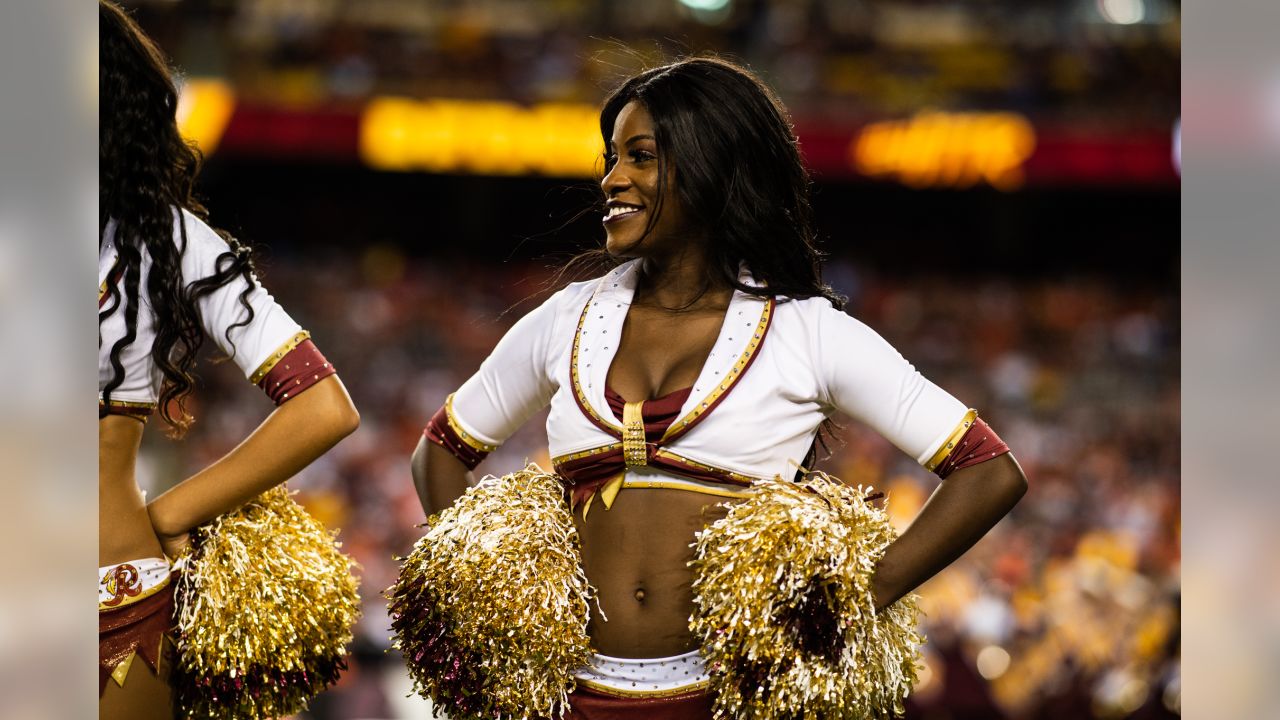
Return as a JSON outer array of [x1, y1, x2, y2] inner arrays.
[[813, 302, 969, 466], [176, 210, 304, 381], [447, 288, 565, 448]]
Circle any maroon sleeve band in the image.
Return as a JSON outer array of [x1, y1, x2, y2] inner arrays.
[[934, 417, 1011, 480], [424, 404, 490, 470], [257, 339, 337, 405]]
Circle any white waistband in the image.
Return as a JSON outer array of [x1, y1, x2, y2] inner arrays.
[[574, 650, 709, 696], [99, 557, 170, 609]]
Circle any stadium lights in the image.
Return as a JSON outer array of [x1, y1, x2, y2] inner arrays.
[[851, 111, 1036, 191], [1097, 0, 1145, 25], [175, 78, 236, 155], [678, 0, 731, 11]]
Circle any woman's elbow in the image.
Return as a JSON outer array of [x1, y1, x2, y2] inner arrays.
[[997, 453, 1029, 507], [316, 377, 360, 441], [334, 398, 360, 438]]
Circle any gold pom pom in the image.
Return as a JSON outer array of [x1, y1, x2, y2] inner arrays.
[[171, 486, 362, 719], [388, 465, 593, 720], [690, 472, 923, 719]]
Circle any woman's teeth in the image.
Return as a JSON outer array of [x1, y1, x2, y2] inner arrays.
[[606, 205, 641, 220]]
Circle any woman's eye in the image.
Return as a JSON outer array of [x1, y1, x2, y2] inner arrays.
[[603, 153, 618, 169], [630, 150, 655, 163]]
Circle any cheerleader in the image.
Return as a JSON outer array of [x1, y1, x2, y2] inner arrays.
[[410, 57, 1026, 719], [98, 3, 358, 718]]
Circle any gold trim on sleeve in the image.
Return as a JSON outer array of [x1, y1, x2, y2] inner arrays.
[[924, 408, 979, 472], [443, 393, 500, 454], [248, 330, 312, 385]]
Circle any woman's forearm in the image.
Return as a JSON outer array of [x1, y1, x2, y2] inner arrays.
[[411, 436, 474, 517], [872, 453, 1028, 610], [147, 375, 359, 537]]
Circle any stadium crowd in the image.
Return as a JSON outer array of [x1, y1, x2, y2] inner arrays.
[[126, 0, 1178, 126]]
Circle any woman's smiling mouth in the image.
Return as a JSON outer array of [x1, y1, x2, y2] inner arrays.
[[604, 202, 643, 223]]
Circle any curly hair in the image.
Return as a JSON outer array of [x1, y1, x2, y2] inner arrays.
[[99, 0, 256, 436]]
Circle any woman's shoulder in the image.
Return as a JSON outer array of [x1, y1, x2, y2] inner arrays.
[[172, 207, 231, 255], [773, 293, 848, 324]]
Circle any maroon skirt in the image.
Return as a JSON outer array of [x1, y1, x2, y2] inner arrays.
[[99, 583, 174, 694], [564, 684, 714, 720]]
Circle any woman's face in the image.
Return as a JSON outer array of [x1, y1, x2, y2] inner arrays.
[[600, 101, 692, 257]]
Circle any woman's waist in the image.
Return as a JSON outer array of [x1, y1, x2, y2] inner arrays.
[[99, 472, 165, 566], [585, 598, 701, 660]]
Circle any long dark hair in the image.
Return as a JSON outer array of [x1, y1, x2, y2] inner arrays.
[[592, 57, 845, 466], [591, 56, 844, 310], [99, 0, 256, 436]]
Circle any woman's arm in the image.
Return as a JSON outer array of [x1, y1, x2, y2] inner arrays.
[[411, 435, 475, 517], [146, 375, 359, 556], [871, 452, 1027, 610], [408, 286, 575, 518]]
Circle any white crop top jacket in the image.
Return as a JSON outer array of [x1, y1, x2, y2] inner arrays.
[[447, 260, 972, 491], [98, 209, 304, 412]]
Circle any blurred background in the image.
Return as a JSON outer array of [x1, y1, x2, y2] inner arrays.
[[120, 1, 1179, 718]]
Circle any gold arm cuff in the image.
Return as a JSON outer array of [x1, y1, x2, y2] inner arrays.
[[575, 677, 712, 699], [444, 393, 500, 454], [924, 408, 979, 472], [248, 330, 312, 385]]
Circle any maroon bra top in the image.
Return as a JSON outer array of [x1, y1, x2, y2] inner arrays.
[[603, 385, 692, 431], [559, 384, 697, 507]]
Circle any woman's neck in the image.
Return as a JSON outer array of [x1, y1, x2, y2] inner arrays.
[[633, 244, 733, 312]]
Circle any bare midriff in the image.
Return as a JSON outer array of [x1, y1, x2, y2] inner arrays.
[[573, 485, 739, 658], [99, 415, 165, 566]]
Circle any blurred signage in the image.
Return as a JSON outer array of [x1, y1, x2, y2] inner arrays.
[[176, 80, 1174, 187], [359, 98, 602, 176], [851, 111, 1036, 190]]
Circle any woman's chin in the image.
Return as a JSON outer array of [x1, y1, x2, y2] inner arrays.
[[604, 234, 643, 258]]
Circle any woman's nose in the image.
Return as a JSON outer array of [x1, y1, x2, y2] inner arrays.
[[601, 163, 630, 195]]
